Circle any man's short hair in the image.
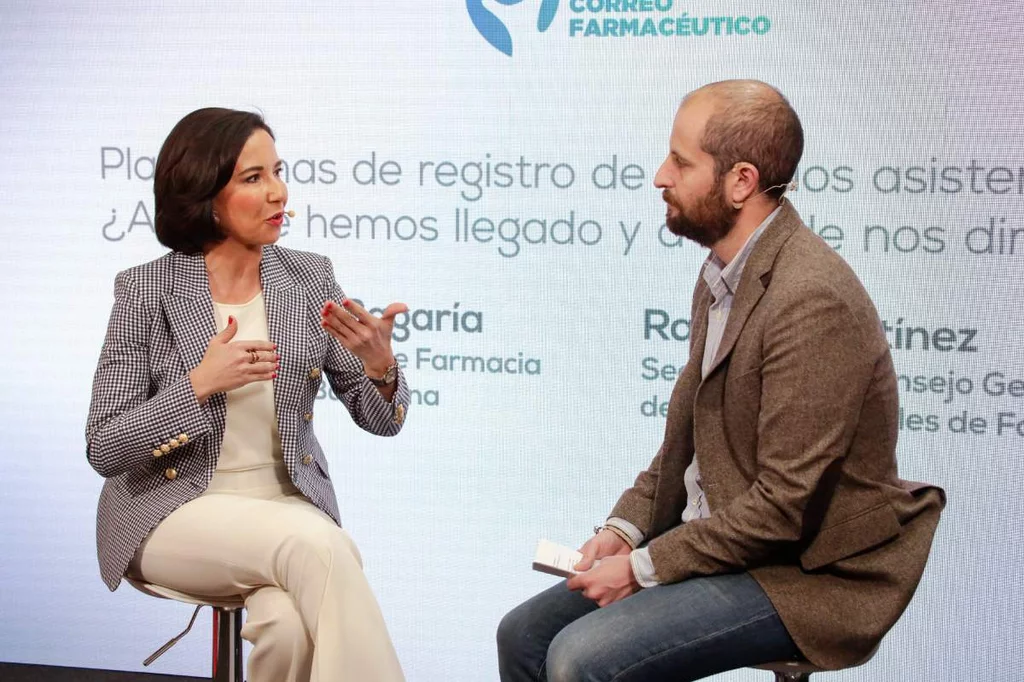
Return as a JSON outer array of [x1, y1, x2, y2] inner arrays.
[[696, 80, 804, 200], [154, 108, 274, 254]]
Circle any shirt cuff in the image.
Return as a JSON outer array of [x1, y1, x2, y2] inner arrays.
[[605, 517, 644, 549], [629, 548, 661, 588]]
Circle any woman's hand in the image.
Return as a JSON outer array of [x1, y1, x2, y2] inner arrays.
[[320, 299, 408, 377], [188, 316, 279, 404]]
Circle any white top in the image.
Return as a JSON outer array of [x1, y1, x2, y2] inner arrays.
[[211, 292, 284, 473]]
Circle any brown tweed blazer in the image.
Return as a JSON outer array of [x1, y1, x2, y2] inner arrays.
[[610, 200, 944, 669]]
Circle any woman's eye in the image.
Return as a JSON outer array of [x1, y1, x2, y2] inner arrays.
[[244, 175, 259, 183]]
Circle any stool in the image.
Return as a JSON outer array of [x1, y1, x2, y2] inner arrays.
[[753, 658, 825, 681], [753, 645, 878, 681], [127, 578, 245, 682]]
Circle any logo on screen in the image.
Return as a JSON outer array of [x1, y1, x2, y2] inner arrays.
[[467, 0, 559, 56]]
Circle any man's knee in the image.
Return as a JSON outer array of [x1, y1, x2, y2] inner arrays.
[[546, 628, 604, 682], [546, 630, 582, 682], [496, 601, 530, 657]]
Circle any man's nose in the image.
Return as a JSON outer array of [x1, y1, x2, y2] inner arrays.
[[653, 158, 671, 188]]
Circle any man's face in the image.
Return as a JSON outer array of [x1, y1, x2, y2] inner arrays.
[[653, 97, 736, 248]]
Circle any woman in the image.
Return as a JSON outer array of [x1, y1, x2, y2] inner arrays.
[[85, 107, 409, 682]]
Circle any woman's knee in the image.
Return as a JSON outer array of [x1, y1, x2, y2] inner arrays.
[[277, 523, 362, 576], [338, 529, 363, 569], [242, 588, 311, 657]]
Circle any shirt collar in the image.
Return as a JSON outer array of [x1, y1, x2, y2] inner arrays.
[[702, 205, 782, 297]]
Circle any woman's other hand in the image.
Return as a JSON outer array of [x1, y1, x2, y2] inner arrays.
[[320, 299, 407, 377], [188, 316, 279, 404]]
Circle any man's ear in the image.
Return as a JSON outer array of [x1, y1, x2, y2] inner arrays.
[[729, 162, 761, 209]]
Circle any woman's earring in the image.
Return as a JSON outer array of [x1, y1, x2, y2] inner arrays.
[[732, 202, 743, 210]]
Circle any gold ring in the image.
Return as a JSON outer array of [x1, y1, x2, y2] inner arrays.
[[248, 350, 259, 364]]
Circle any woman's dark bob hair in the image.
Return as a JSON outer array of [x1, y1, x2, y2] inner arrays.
[[154, 108, 274, 254]]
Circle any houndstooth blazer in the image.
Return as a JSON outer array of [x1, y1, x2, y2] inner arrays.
[[86, 245, 410, 591]]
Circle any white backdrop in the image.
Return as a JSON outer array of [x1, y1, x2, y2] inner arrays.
[[1, 1, 1022, 680]]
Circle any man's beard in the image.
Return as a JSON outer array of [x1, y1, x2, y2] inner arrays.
[[663, 180, 736, 247]]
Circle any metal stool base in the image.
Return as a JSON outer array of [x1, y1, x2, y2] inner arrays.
[[212, 606, 244, 682], [128, 579, 245, 682], [770, 672, 812, 682]]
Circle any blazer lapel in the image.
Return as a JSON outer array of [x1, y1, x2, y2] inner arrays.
[[702, 201, 802, 378], [164, 251, 217, 372], [260, 246, 301, 352], [260, 247, 304, 462], [649, 275, 711, 535], [690, 273, 712, 367]]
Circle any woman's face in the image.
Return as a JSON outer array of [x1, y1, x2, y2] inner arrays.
[[211, 129, 288, 249]]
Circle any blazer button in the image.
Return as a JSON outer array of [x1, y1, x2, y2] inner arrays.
[[169, 438, 180, 449], [178, 433, 189, 443], [302, 454, 313, 465], [160, 444, 171, 454], [308, 368, 321, 380], [164, 468, 177, 480], [151, 448, 162, 458], [393, 404, 406, 425], [303, 412, 313, 422]]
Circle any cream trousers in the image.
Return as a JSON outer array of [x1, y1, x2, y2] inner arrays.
[[129, 464, 404, 682]]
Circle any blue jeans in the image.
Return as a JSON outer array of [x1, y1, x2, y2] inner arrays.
[[496, 572, 799, 682]]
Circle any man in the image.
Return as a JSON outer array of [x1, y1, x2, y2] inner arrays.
[[497, 80, 944, 682]]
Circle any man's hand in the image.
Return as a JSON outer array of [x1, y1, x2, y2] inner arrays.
[[574, 528, 631, 572], [566, 529, 639, 607], [566, 555, 640, 607]]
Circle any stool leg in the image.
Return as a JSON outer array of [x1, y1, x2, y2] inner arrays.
[[212, 606, 244, 682], [773, 672, 812, 682]]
